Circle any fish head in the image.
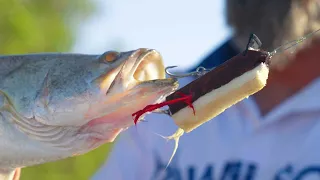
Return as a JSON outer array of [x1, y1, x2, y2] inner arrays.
[[0, 48, 178, 163]]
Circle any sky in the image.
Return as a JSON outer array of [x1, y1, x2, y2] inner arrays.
[[72, 0, 231, 70]]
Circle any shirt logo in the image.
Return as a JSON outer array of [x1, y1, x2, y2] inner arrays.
[[151, 152, 320, 180]]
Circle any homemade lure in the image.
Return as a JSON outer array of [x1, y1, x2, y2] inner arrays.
[[132, 29, 320, 167]]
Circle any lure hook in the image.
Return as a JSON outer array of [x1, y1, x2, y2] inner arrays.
[[165, 66, 211, 78], [152, 108, 172, 116]]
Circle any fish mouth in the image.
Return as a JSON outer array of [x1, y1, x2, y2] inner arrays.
[[83, 49, 178, 134], [129, 48, 166, 82], [100, 48, 169, 95], [102, 48, 176, 97]]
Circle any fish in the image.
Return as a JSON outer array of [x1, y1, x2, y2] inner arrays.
[[0, 48, 179, 179]]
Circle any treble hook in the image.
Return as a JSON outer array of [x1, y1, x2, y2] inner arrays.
[[165, 66, 212, 78]]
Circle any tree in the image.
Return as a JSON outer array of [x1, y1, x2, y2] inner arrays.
[[0, 1, 113, 179], [0, 0, 93, 54]]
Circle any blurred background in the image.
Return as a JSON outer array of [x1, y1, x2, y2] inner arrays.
[[0, 0, 230, 179]]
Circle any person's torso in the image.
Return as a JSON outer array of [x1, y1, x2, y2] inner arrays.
[[94, 39, 320, 180], [139, 77, 320, 180]]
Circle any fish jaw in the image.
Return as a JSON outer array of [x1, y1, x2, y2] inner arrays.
[[84, 48, 171, 121], [79, 78, 179, 149], [78, 48, 180, 149]]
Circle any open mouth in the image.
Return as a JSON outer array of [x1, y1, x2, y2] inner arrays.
[[101, 49, 169, 96], [131, 49, 166, 82]]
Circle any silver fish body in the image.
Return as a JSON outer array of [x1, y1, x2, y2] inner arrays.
[[0, 48, 178, 178]]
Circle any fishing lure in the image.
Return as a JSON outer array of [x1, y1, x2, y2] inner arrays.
[[132, 29, 320, 167]]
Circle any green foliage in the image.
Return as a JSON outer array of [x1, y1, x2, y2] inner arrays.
[[0, 0, 94, 54], [21, 144, 113, 180], [0, 0, 114, 179]]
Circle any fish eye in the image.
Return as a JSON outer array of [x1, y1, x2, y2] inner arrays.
[[101, 51, 120, 63]]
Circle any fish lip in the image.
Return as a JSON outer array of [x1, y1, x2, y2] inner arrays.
[[130, 48, 166, 82], [103, 48, 165, 94]]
